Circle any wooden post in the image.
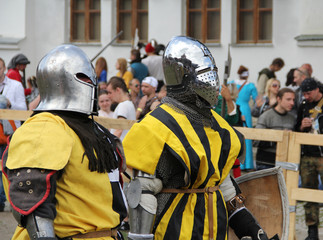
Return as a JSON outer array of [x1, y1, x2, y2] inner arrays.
[[276, 130, 290, 178], [285, 132, 301, 240]]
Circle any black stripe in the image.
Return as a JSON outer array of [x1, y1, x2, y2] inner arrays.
[[192, 193, 205, 240], [216, 191, 228, 240], [153, 190, 177, 234], [150, 107, 200, 188], [188, 119, 215, 188], [163, 194, 189, 239], [210, 117, 232, 185], [233, 128, 245, 158], [110, 182, 128, 223]]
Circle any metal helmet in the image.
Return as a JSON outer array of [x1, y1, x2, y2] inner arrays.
[[34, 44, 97, 115], [163, 36, 219, 106]]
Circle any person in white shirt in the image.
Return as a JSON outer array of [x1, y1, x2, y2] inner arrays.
[[0, 58, 27, 127], [106, 76, 136, 141], [142, 42, 165, 91]]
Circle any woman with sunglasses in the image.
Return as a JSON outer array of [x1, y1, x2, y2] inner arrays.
[[252, 78, 281, 117]]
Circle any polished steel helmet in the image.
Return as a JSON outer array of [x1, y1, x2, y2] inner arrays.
[[163, 36, 219, 106], [34, 44, 97, 115]]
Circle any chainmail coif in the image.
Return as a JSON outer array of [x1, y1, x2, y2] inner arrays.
[[161, 95, 214, 127], [162, 73, 216, 127]]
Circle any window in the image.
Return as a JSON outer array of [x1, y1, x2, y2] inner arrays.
[[187, 0, 221, 43], [237, 0, 272, 43], [70, 0, 101, 42], [117, 0, 148, 43]]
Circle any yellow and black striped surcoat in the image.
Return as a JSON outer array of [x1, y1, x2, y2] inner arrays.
[[123, 104, 243, 240]]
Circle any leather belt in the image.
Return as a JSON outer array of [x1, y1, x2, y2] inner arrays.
[[226, 193, 245, 216], [161, 186, 219, 240], [70, 229, 118, 238]]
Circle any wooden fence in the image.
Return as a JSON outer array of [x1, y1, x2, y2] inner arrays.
[[1, 109, 323, 240]]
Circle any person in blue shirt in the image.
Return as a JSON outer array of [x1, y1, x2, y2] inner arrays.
[[130, 49, 148, 82], [228, 65, 258, 171], [95, 57, 108, 83]]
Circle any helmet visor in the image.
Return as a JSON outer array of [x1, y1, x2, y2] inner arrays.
[[193, 67, 220, 106]]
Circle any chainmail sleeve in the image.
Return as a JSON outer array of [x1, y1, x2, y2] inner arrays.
[[155, 147, 187, 216]]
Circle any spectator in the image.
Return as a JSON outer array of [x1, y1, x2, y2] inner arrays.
[[301, 63, 313, 77], [292, 65, 311, 117], [95, 57, 108, 83], [129, 78, 141, 109], [0, 95, 17, 212], [129, 49, 148, 82], [98, 89, 113, 118], [157, 84, 167, 101], [98, 81, 108, 91], [214, 84, 241, 127], [254, 88, 295, 170], [28, 95, 40, 111], [252, 78, 281, 118], [285, 68, 297, 90], [116, 58, 133, 88], [25, 76, 39, 106], [136, 76, 160, 120], [106, 76, 136, 141], [257, 58, 284, 96], [294, 78, 323, 240], [154, 43, 165, 56], [228, 65, 258, 171], [6, 53, 31, 96], [0, 58, 27, 127], [142, 42, 165, 91]]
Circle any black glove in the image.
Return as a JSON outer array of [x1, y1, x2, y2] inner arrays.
[[229, 208, 269, 240]]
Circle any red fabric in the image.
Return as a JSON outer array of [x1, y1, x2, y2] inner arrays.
[[6, 68, 21, 82], [232, 159, 241, 178], [0, 120, 16, 145], [145, 43, 155, 53], [24, 88, 31, 96], [6, 69, 31, 95], [0, 125, 7, 145]]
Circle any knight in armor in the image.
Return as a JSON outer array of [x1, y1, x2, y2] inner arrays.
[[2, 45, 127, 240], [123, 36, 272, 240]]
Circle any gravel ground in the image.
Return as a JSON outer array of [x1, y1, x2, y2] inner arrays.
[[1, 201, 322, 240]]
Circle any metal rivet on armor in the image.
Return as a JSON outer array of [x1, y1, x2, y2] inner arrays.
[[27, 169, 31, 173], [19, 182, 23, 187], [26, 181, 31, 185], [41, 169, 45, 173], [28, 189, 33, 194]]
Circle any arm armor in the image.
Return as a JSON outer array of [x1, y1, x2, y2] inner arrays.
[[126, 171, 162, 240], [25, 213, 57, 240], [226, 177, 272, 240], [229, 208, 269, 240], [5, 168, 57, 217]]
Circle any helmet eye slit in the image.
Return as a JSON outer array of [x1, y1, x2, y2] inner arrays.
[[75, 73, 93, 85]]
